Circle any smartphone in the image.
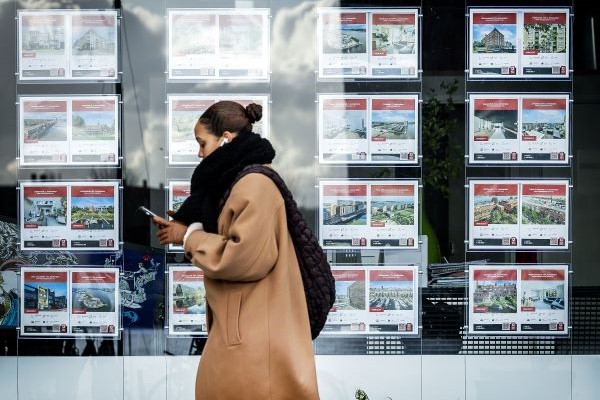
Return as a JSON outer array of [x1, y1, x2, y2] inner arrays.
[[137, 205, 158, 218]]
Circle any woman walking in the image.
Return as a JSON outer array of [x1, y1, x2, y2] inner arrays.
[[154, 101, 320, 400]]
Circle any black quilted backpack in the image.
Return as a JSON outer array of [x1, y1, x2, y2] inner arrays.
[[220, 164, 335, 340]]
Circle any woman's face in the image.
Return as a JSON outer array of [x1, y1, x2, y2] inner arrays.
[[194, 123, 221, 159]]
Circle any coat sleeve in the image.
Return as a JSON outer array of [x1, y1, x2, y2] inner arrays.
[[183, 174, 285, 282]]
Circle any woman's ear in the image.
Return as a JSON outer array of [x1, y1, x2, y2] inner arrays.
[[222, 131, 234, 142]]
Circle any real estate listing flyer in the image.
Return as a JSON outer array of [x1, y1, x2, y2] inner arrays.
[[325, 268, 367, 334], [69, 183, 119, 250], [469, 267, 519, 333], [70, 12, 118, 79], [469, 11, 518, 77], [469, 95, 519, 163], [318, 8, 419, 79], [168, 9, 269, 80], [21, 268, 70, 336], [520, 266, 568, 333], [319, 180, 418, 250], [20, 98, 69, 165], [318, 94, 418, 164], [19, 95, 119, 167], [369, 183, 418, 248], [370, 96, 418, 162], [168, 11, 217, 79], [469, 180, 521, 249], [368, 268, 418, 333], [167, 181, 191, 252], [468, 179, 569, 250], [318, 10, 369, 78], [520, 95, 569, 163], [168, 97, 214, 164], [18, 10, 118, 81], [69, 97, 119, 164], [468, 264, 568, 335], [20, 180, 120, 251], [522, 10, 569, 77], [320, 182, 368, 248], [168, 95, 269, 165], [21, 267, 119, 337], [468, 93, 569, 164], [70, 269, 119, 336], [468, 8, 570, 79], [324, 266, 418, 335], [18, 11, 68, 79], [21, 184, 69, 249], [218, 12, 269, 79], [168, 265, 207, 336], [370, 11, 418, 78], [520, 181, 568, 248], [319, 96, 369, 162]]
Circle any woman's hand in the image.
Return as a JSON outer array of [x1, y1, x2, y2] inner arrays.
[[153, 215, 187, 245]]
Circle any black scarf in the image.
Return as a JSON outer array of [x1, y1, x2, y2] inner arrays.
[[173, 132, 276, 233]]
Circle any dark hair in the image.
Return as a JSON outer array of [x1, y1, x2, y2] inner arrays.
[[197, 101, 262, 137]]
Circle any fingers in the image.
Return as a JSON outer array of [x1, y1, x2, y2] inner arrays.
[[166, 210, 176, 217], [152, 215, 169, 227], [154, 220, 186, 245], [156, 227, 171, 245]]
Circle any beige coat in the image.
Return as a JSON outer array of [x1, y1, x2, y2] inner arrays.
[[184, 173, 320, 400]]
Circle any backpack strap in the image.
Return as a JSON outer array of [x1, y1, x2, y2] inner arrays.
[[218, 165, 283, 212]]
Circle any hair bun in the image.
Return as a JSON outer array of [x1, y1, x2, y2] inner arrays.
[[245, 103, 263, 124]]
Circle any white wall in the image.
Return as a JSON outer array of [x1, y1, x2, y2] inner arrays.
[[0, 356, 17, 400], [16, 357, 124, 400], [1, 355, 599, 400], [317, 355, 421, 399]]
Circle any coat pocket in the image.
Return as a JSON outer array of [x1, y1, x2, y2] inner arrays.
[[226, 291, 242, 345]]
